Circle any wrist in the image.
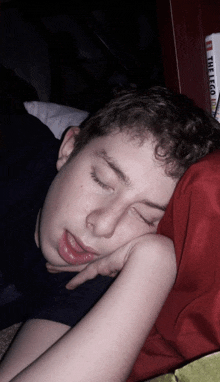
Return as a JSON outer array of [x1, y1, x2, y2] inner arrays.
[[126, 234, 176, 278]]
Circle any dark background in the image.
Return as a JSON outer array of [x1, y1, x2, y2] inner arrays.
[[0, 0, 164, 113]]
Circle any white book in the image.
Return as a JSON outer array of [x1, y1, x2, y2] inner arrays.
[[205, 33, 220, 121]]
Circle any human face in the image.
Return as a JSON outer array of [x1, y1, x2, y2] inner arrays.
[[36, 128, 177, 268]]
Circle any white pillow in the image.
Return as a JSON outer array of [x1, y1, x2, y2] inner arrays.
[[24, 101, 89, 139]]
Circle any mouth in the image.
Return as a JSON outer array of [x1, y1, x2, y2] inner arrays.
[[58, 231, 96, 265]]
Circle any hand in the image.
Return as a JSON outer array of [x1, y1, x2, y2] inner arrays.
[[65, 234, 168, 290], [47, 236, 140, 290], [45, 248, 127, 290], [65, 249, 129, 290], [46, 262, 89, 274], [46, 234, 174, 291]]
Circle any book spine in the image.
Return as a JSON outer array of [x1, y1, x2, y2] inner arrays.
[[205, 34, 220, 118]]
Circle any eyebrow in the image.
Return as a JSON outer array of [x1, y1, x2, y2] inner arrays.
[[94, 149, 131, 186], [94, 149, 168, 212], [141, 199, 167, 212]]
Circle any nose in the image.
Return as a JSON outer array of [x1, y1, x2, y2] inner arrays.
[[86, 204, 124, 239]]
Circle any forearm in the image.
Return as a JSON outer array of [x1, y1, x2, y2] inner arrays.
[[11, 236, 176, 382]]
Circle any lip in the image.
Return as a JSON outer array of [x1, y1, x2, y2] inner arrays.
[[58, 231, 97, 265]]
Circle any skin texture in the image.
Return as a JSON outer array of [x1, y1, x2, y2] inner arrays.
[[1, 235, 177, 382], [36, 127, 176, 271], [0, 128, 177, 381]]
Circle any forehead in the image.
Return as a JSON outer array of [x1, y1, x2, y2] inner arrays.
[[76, 131, 177, 208], [84, 131, 159, 174]]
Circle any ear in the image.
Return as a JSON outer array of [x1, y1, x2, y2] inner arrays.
[[56, 126, 80, 171]]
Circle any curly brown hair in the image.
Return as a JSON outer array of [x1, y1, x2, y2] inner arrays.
[[72, 86, 220, 178]]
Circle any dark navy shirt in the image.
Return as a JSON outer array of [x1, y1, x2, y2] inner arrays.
[[0, 114, 113, 329]]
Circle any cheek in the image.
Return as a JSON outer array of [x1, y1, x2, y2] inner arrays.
[[113, 216, 154, 246], [43, 179, 94, 230], [39, 180, 69, 236]]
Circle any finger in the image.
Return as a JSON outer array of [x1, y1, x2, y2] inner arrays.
[[46, 263, 61, 273], [108, 270, 118, 277], [66, 265, 98, 290], [46, 262, 88, 273], [47, 268, 60, 274], [66, 263, 119, 290]]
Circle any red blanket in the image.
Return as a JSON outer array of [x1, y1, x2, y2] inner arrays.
[[128, 150, 220, 381]]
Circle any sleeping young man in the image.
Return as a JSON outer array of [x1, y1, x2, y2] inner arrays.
[[1, 87, 220, 381]]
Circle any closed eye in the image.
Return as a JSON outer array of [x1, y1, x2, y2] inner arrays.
[[91, 170, 112, 191], [131, 207, 155, 228], [140, 215, 155, 227]]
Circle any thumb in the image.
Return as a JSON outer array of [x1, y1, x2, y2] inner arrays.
[[66, 264, 98, 290]]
